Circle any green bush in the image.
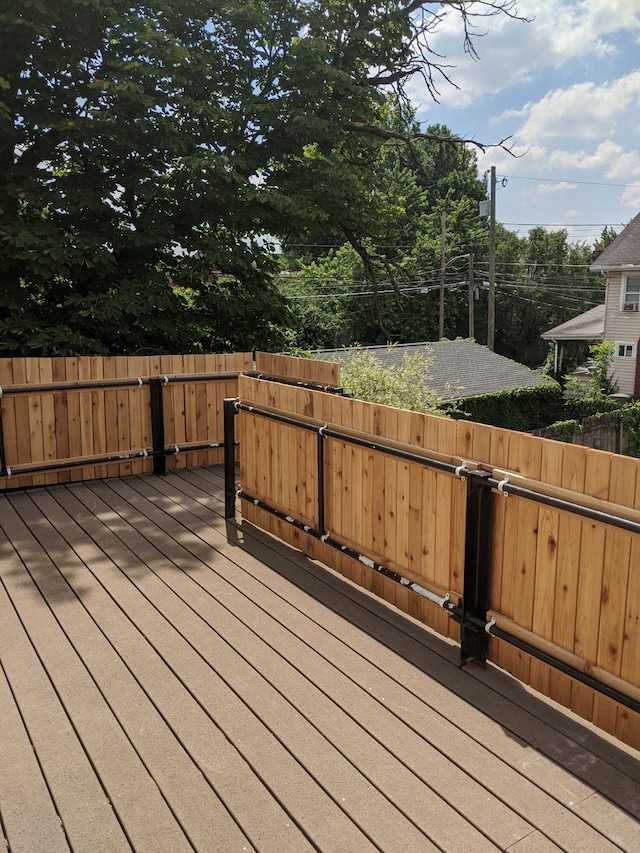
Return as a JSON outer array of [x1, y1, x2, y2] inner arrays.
[[444, 383, 565, 432]]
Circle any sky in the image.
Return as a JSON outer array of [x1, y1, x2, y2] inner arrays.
[[407, 0, 640, 247]]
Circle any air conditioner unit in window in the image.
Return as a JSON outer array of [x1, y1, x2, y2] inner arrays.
[[622, 302, 639, 312]]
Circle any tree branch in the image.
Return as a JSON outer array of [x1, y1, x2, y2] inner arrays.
[[344, 121, 516, 155]]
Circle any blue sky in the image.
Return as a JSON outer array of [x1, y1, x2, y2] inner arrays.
[[407, 0, 640, 247]]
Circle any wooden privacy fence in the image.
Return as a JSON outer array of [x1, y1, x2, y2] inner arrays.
[[229, 376, 640, 750], [0, 352, 340, 491]]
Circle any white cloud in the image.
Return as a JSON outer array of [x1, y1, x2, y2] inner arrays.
[[621, 183, 640, 208], [409, 0, 640, 107], [517, 73, 640, 142], [530, 182, 578, 200], [548, 140, 624, 171], [605, 150, 640, 179]]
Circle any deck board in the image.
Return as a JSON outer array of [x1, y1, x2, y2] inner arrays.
[[1, 467, 639, 853]]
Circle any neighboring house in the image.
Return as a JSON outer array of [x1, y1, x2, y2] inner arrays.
[[541, 304, 605, 375], [314, 339, 552, 401], [590, 211, 640, 398]]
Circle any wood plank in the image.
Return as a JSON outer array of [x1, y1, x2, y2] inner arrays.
[[0, 656, 70, 853], [98, 357, 117, 479], [0, 559, 130, 853], [89, 356, 108, 479], [571, 520, 607, 722], [548, 511, 583, 707], [529, 506, 560, 695], [0, 501, 194, 852], [26, 358, 45, 486], [114, 358, 132, 477], [77, 356, 96, 481], [37, 358, 57, 485]]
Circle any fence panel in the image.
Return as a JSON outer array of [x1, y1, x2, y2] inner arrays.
[[235, 376, 640, 749], [0, 352, 255, 489]]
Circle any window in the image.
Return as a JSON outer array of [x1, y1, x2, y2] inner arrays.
[[616, 342, 636, 358], [622, 274, 640, 310]]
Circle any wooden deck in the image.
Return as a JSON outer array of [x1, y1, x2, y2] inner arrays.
[[1, 467, 639, 853]]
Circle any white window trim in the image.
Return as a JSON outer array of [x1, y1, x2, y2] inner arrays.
[[614, 341, 637, 359], [619, 272, 640, 311]]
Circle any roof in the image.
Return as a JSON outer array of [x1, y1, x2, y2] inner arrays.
[[590, 211, 640, 270], [541, 304, 605, 342], [314, 340, 552, 401]]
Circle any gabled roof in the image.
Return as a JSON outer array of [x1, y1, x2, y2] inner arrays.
[[590, 212, 640, 270], [314, 340, 552, 401], [541, 304, 605, 342]]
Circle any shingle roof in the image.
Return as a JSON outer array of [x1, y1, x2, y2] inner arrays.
[[314, 340, 552, 401], [540, 304, 605, 342], [590, 212, 640, 270]]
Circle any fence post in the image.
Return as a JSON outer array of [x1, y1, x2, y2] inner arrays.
[[224, 398, 238, 519], [149, 377, 166, 476], [460, 470, 494, 664], [317, 430, 326, 535]]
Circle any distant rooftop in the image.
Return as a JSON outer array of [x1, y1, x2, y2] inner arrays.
[[541, 304, 605, 342], [314, 340, 552, 401], [591, 211, 640, 270]]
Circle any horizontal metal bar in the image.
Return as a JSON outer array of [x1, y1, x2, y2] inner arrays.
[[464, 613, 640, 715], [249, 372, 344, 394], [235, 403, 321, 433], [2, 377, 149, 395], [1, 441, 229, 479], [493, 623, 640, 714], [3, 449, 152, 477], [1, 371, 342, 397], [322, 426, 460, 476], [237, 490, 455, 612], [487, 476, 640, 536]]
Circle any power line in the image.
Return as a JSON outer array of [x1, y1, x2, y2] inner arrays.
[[500, 175, 640, 190]]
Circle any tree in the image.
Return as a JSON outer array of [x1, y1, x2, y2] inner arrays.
[[282, 105, 490, 348], [0, 0, 522, 355], [488, 227, 605, 364]]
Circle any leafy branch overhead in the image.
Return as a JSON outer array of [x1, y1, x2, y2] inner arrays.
[[0, 0, 524, 355]]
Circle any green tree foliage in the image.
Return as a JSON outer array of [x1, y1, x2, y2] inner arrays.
[[0, 0, 521, 355], [341, 345, 444, 414], [282, 108, 489, 348], [489, 227, 605, 364]]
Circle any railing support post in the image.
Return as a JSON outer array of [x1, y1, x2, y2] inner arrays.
[[149, 378, 166, 476], [460, 471, 494, 665], [224, 398, 238, 519], [317, 430, 326, 535]]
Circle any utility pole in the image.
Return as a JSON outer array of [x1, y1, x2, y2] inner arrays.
[[439, 210, 446, 340], [487, 166, 496, 351], [468, 252, 474, 340]]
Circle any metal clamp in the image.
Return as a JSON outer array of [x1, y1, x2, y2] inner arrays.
[[497, 474, 509, 496], [174, 444, 180, 454], [454, 461, 468, 479], [485, 616, 496, 634], [318, 423, 328, 438], [163, 375, 169, 385], [137, 377, 143, 387]]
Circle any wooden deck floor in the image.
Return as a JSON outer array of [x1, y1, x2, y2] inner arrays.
[[1, 467, 639, 853]]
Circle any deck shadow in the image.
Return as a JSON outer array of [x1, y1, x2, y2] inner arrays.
[[228, 516, 640, 820]]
